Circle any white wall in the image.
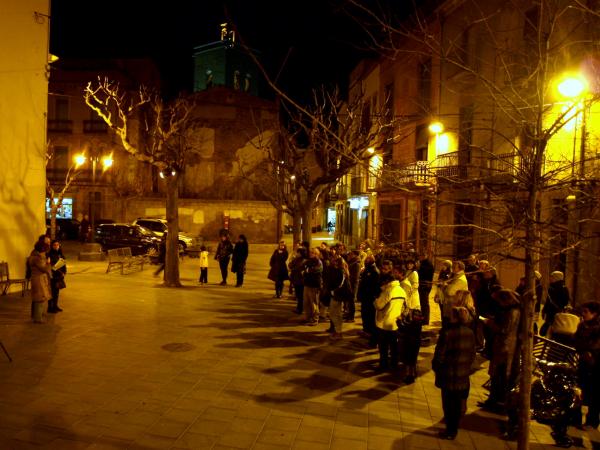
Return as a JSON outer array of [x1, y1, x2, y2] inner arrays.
[[0, 0, 49, 282]]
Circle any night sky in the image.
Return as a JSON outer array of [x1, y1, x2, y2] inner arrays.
[[49, 0, 375, 101]]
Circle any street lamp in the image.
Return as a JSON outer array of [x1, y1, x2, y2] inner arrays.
[[74, 150, 114, 233]]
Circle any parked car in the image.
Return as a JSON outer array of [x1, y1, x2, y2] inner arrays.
[[94, 223, 160, 255], [45, 218, 81, 240], [132, 218, 203, 253]]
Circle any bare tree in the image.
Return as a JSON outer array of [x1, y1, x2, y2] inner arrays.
[[245, 86, 392, 247], [343, 0, 600, 448], [46, 142, 82, 240], [84, 78, 196, 287]]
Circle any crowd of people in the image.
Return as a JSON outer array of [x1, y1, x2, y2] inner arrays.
[[266, 240, 600, 440]]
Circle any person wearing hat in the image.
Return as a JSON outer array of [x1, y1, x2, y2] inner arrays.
[[540, 271, 571, 337]]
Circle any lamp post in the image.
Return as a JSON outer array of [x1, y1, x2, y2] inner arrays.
[[75, 151, 113, 235], [556, 74, 589, 303]]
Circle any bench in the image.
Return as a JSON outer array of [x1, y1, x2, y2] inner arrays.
[[0, 261, 28, 296], [533, 334, 579, 367], [106, 248, 145, 274]]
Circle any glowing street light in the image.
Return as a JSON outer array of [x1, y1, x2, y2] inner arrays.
[[74, 153, 86, 167], [429, 121, 444, 134], [557, 75, 588, 98], [367, 146, 375, 154]]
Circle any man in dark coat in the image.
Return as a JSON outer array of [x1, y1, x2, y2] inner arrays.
[[357, 255, 380, 347], [215, 232, 234, 285], [231, 234, 249, 287], [417, 254, 435, 325]]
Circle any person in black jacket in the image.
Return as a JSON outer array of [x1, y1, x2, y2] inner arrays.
[[215, 232, 234, 285], [268, 241, 289, 298], [357, 255, 380, 347], [417, 254, 434, 325], [231, 234, 249, 287], [540, 271, 571, 336], [48, 240, 67, 313], [153, 233, 167, 277]]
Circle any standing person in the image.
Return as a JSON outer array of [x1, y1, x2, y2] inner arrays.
[[302, 248, 323, 325], [540, 271, 571, 336], [433, 260, 453, 322], [357, 255, 380, 347], [153, 233, 167, 277], [28, 241, 51, 323], [574, 301, 600, 430], [328, 256, 352, 340], [79, 214, 90, 243], [478, 288, 521, 412], [441, 261, 468, 325], [432, 306, 477, 440], [397, 265, 423, 384], [344, 250, 361, 323], [48, 240, 67, 313], [289, 247, 307, 314], [417, 254, 434, 325], [231, 234, 249, 287], [214, 231, 234, 285], [374, 273, 406, 371], [268, 240, 289, 298], [198, 245, 209, 284]]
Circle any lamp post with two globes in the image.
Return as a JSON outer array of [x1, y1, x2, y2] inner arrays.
[[74, 151, 113, 234]]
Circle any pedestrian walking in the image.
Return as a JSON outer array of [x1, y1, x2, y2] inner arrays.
[[48, 240, 67, 313], [231, 234, 249, 287], [433, 306, 477, 440], [28, 241, 51, 323], [327, 255, 352, 340], [198, 245, 209, 284], [215, 231, 233, 285], [268, 240, 289, 298]]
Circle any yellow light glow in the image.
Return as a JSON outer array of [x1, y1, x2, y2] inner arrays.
[[429, 122, 444, 134], [101, 153, 113, 170], [74, 154, 86, 167], [367, 146, 375, 154], [557, 75, 588, 98], [436, 133, 450, 155]]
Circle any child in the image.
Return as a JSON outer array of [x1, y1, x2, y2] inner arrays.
[[199, 245, 209, 284]]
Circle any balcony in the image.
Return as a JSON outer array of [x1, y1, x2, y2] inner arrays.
[[48, 119, 73, 133], [83, 120, 108, 133], [433, 150, 518, 183], [350, 176, 368, 195], [378, 161, 433, 189]]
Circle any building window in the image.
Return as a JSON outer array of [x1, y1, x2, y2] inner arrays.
[[415, 124, 429, 161], [459, 105, 473, 164], [418, 59, 431, 112], [53, 146, 69, 169]]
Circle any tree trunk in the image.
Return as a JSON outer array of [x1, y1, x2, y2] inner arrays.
[[301, 197, 315, 247], [164, 176, 181, 287], [292, 211, 302, 248], [49, 203, 58, 240]]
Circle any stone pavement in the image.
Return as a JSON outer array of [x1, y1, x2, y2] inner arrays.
[[0, 242, 598, 450]]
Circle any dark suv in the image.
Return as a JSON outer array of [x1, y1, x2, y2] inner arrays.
[[45, 218, 81, 240], [94, 223, 160, 255]]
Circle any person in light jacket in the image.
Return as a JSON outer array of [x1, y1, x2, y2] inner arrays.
[[28, 241, 52, 323], [374, 273, 407, 371]]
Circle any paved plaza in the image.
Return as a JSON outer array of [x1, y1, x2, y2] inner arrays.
[[0, 239, 598, 449]]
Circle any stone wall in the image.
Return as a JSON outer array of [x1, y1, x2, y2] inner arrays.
[[121, 198, 278, 243]]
